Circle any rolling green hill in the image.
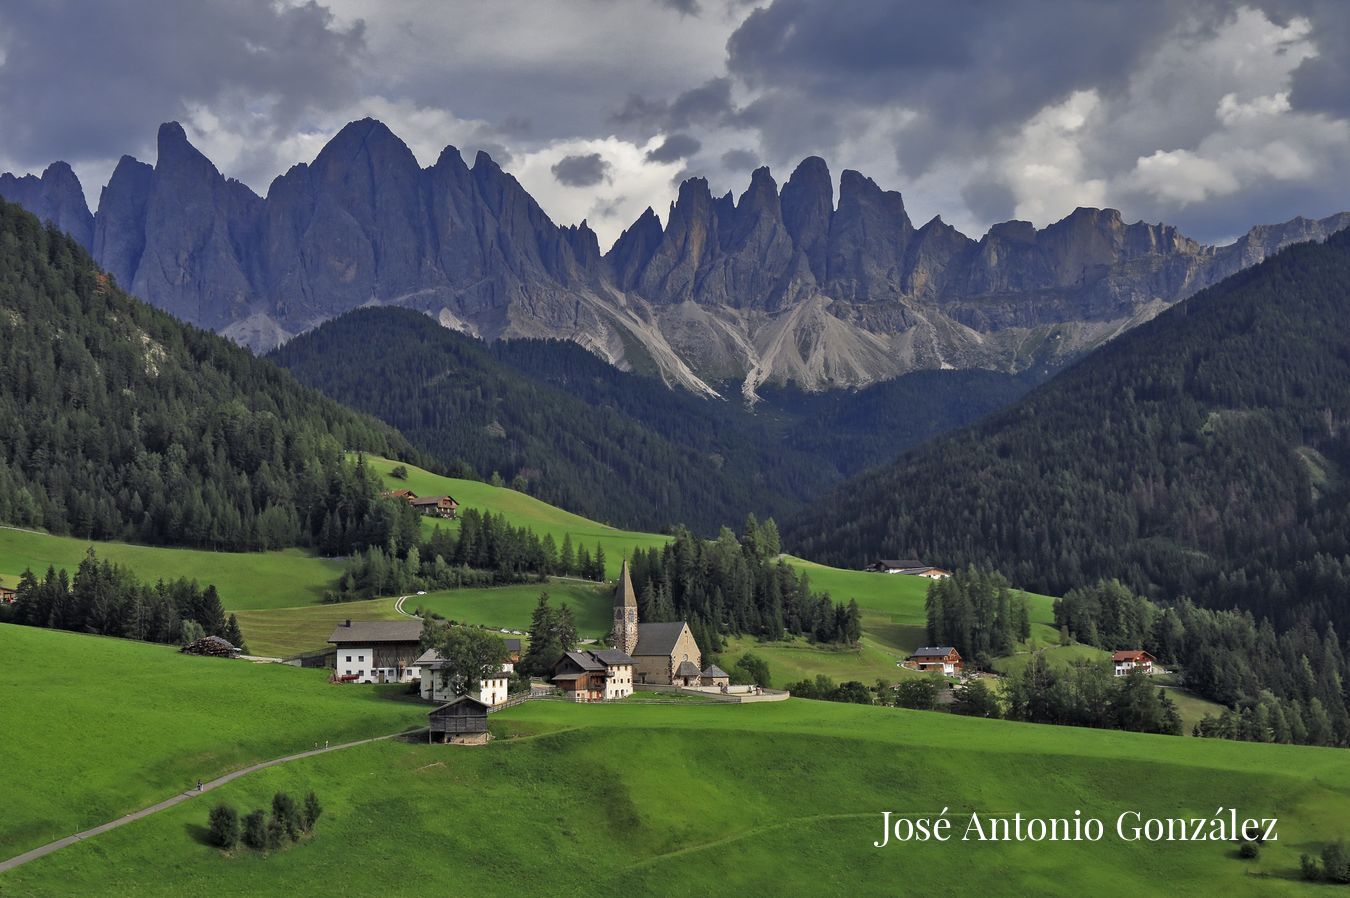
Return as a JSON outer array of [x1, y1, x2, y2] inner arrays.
[[0, 526, 344, 611], [0, 625, 425, 858], [3, 663, 1347, 897]]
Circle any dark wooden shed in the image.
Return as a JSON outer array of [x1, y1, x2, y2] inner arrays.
[[428, 695, 490, 743]]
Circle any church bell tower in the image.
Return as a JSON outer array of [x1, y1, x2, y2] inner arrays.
[[614, 559, 639, 656]]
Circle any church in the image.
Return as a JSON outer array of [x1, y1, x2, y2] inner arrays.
[[613, 560, 708, 687]]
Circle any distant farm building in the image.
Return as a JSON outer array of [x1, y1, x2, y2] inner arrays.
[[328, 619, 425, 683], [410, 495, 459, 519], [867, 559, 951, 578], [0, 583, 17, 605], [910, 646, 963, 674], [179, 635, 241, 658], [551, 648, 635, 701], [1112, 650, 1156, 677], [381, 488, 418, 502], [416, 647, 514, 707], [427, 695, 490, 744]]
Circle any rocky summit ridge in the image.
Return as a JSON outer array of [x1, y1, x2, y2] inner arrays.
[[5, 119, 1347, 397]]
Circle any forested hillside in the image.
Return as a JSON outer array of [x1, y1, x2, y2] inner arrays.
[[0, 200, 420, 550], [788, 229, 1350, 634], [273, 307, 1027, 533]]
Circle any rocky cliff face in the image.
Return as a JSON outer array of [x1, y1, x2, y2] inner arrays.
[[6, 120, 1348, 397]]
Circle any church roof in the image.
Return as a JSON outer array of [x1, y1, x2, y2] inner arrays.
[[632, 621, 689, 656], [615, 560, 638, 608], [675, 660, 702, 678], [701, 665, 728, 678]]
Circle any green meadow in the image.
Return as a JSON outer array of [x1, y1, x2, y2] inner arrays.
[[411, 580, 611, 635], [364, 455, 671, 579], [0, 526, 343, 611], [234, 579, 614, 658], [4, 681, 1348, 897], [0, 625, 426, 858]]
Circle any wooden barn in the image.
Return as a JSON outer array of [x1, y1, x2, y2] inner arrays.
[[427, 695, 490, 744], [411, 495, 459, 519]]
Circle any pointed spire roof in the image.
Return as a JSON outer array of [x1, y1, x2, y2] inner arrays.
[[616, 559, 638, 609]]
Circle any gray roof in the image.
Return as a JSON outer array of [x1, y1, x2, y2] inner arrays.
[[591, 648, 634, 667], [632, 621, 689, 656], [328, 620, 424, 644], [877, 559, 924, 568], [913, 646, 958, 657], [503, 638, 522, 653], [675, 660, 702, 678], [562, 650, 605, 672], [430, 695, 488, 712], [701, 665, 729, 678]]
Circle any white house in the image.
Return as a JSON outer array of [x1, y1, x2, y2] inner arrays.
[[1112, 650, 1156, 677], [415, 648, 514, 707], [549, 649, 635, 702], [328, 620, 425, 684]]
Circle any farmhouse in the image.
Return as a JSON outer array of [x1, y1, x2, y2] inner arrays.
[[911, 646, 963, 674], [867, 559, 952, 578], [410, 495, 458, 519], [551, 648, 635, 701], [427, 695, 489, 744], [613, 560, 703, 686], [0, 583, 17, 605], [381, 488, 418, 502], [415, 647, 514, 707], [328, 619, 424, 683], [1112, 650, 1156, 677]]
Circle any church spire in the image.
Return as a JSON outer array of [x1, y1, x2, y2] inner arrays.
[[614, 559, 639, 656]]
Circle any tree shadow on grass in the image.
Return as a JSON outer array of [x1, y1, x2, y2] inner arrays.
[[184, 821, 213, 847]]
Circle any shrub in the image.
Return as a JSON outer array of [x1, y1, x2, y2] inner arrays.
[[241, 810, 266, 850], [1238, 842, 1260, 859], [207, 803, 239, 850], [1300, 853, 1321, 881], [1324, 840, 1350, 884], [303, 791, 323, 831], [265, 815, 286, 850], [273, 791, 302, 841], [391, 465, 408, 480]]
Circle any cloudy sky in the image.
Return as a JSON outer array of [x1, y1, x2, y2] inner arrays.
[[1, 0, 1348, 247]]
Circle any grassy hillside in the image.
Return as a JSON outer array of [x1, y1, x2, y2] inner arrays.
[[0, 526, 344, 611], [0, 625, 425, 857], [234, 580, 613, 658], [5, 695, 1348, 896], [364, 454, 671, 579]]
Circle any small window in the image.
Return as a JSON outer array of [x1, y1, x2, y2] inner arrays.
[[346, 655, 352, 662]]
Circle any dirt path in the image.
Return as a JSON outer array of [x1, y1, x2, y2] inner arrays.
[[0, 728, 419, 875]]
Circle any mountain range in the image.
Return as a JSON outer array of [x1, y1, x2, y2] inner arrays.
[[786, 227, 1350, 634], [4, 118, 1349, 397]]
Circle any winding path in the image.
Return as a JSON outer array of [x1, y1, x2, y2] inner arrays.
[[0, 728, 420, 875]]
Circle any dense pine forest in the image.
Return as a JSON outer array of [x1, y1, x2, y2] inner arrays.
[[272, 307, 1027, 534], [0, 201, 421, 551], [788, 230, 1350, 640], [626, 517, 861, 652]]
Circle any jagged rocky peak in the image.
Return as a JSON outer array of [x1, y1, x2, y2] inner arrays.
[[0, 160, 95, 249], [780, 156, 834, 278]]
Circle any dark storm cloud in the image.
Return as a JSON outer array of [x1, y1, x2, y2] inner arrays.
[[725, 0, 1197, 163], [552, 152, 612, 186], [720, 148, 759, 172], [646, 133, 702, 163], [0, 0, 364, 170], [611, 78, 733, 137]]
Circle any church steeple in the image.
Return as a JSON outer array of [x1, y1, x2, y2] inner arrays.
[[614, 559, 639, 656]]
